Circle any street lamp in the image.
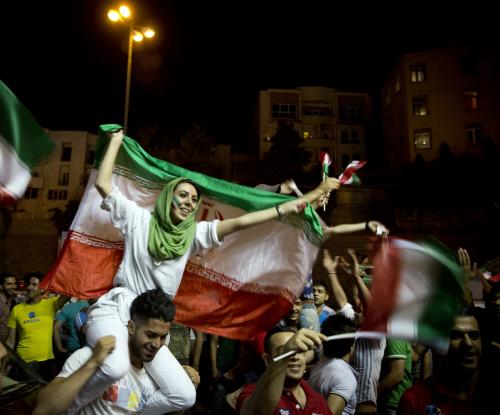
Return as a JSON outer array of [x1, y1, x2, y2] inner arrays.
[[107, 5, 155, 133]]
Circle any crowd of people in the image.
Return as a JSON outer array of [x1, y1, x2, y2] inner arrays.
[[1, 129, 499, 414]]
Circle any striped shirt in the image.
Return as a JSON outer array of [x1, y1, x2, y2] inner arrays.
[[351, 336, 386, 406]]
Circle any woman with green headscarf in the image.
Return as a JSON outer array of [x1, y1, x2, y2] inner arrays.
[[74, 129, 340, 414]]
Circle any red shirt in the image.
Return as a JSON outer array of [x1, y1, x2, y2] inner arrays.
[[237, 379, 333, 415], [398, 378, 477, 415]]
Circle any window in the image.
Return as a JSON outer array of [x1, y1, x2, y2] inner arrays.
[[320, 125, 333, 139], [341, 130, 349, 144], [302, 105, 333, 117], [463, 91, 478, 110], [394, 74, 401, 93], [410, 63, 426, 83], [412, 96, 428, 116], [341, 154, 350, 168], [351, 130, 360, 144], [460, 56, 478, 76], [414, 129, 432, 149], [339, 106, 362, 121], [58, 166, 70, 186], [271, 103, 297, 119], [86, 148, 96, 165], [61, 143, 72, 162], [466, 123, 483, 145], [24, 187, 38, 199], [48, 189, 68, 200]]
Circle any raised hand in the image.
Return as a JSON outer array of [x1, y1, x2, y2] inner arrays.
[[90, 335, 116, 367], [323, 249, 340, 273], [282, 328, 326, 355], [366, 220, 389, 236]]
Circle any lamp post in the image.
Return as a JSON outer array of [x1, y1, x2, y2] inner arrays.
[[107, 5, 155, 133]]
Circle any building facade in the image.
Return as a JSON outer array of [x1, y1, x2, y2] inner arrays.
[[253, 86, 370, 175], [381, 45, 500, 172], [16, 129, 97, 218]]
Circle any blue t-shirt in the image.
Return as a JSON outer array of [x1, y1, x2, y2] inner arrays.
[[56, 300, 89, 351]]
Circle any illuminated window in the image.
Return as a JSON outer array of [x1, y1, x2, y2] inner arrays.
[[466, 123, 482, 144], [394, 74, 400, 93], [414, 129, 432, 149], [410, 63, 426, 83], [463, 91, 478, 110], [412, 96, 428, 116]]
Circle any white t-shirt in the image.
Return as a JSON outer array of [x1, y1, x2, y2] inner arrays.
[[309, 357, 358, 415], [101, 187, 222, 297], [58, 347, 158, 414]]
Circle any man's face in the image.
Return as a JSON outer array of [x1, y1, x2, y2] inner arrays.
[[26, 277, 41, 299], [2, 277, 17, 297], [446, 316, 481, 372], [313, 285, 329, 307], [286, 299, 302, 325], [269, 332, 306, 383], [129, 317, 171, 363], [169, 182, 198, 225]]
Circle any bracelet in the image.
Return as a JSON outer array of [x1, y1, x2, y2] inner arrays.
[[275, 205, 284, 220]]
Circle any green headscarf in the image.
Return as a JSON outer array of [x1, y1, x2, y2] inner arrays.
[[147, 177, 200, 261]]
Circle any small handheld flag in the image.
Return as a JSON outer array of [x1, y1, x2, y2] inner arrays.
[[320, 152, 332, 211], [338, 160, 366, 185]]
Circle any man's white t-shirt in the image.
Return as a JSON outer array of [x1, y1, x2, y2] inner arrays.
[[58, 347, 158, 414], [309, 356, 358, 415]]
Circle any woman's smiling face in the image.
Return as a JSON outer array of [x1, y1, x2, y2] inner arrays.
[[169, 182, 199, 224]]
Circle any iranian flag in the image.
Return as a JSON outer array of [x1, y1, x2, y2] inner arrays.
[[0, 80, 54, 206], [362, 238, 463, 351], [42, 124, 324, 339], [339, 160, 366, 185]]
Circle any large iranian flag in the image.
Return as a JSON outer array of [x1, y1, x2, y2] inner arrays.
[[42, 124, 323, 339], [362, 238, 463, 351], [0, 80, 54, 206]]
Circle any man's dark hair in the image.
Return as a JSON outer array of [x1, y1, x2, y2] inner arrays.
[[321, 314, 357, 358], [130, 289, 176, 323], [0, 272, 16, 285], [313, 280, 329, 291], [264, 325, 295, 355], [23, 272, 44, 287]]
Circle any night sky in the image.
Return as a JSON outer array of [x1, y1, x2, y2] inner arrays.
[[0, 1, 496, 146]]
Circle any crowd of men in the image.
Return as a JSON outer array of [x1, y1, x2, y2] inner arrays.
[[1, 245, 499, 414]]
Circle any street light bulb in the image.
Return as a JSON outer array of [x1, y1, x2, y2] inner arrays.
[[107, 9, 120, 22], [132, 30, 144, 42], [119, 5, 131, 18], [143, 28, 155, 38]]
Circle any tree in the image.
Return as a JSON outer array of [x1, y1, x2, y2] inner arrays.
[[176, 123, 224, 177], [261, 121, 311, 184]]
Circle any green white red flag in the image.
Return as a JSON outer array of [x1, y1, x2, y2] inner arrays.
[[362, 238, 463, 351], [42, 124, 324, 339], [0, 80, 54, 206], [339, 160, 366, 185]]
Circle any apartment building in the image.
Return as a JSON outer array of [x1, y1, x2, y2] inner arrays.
[[253, 86, 370, 174], [381, 44, 500, 172], [17, 130, 97, 218]]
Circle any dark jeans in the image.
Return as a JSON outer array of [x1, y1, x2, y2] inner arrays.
[[9, 359, 57, 383]]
